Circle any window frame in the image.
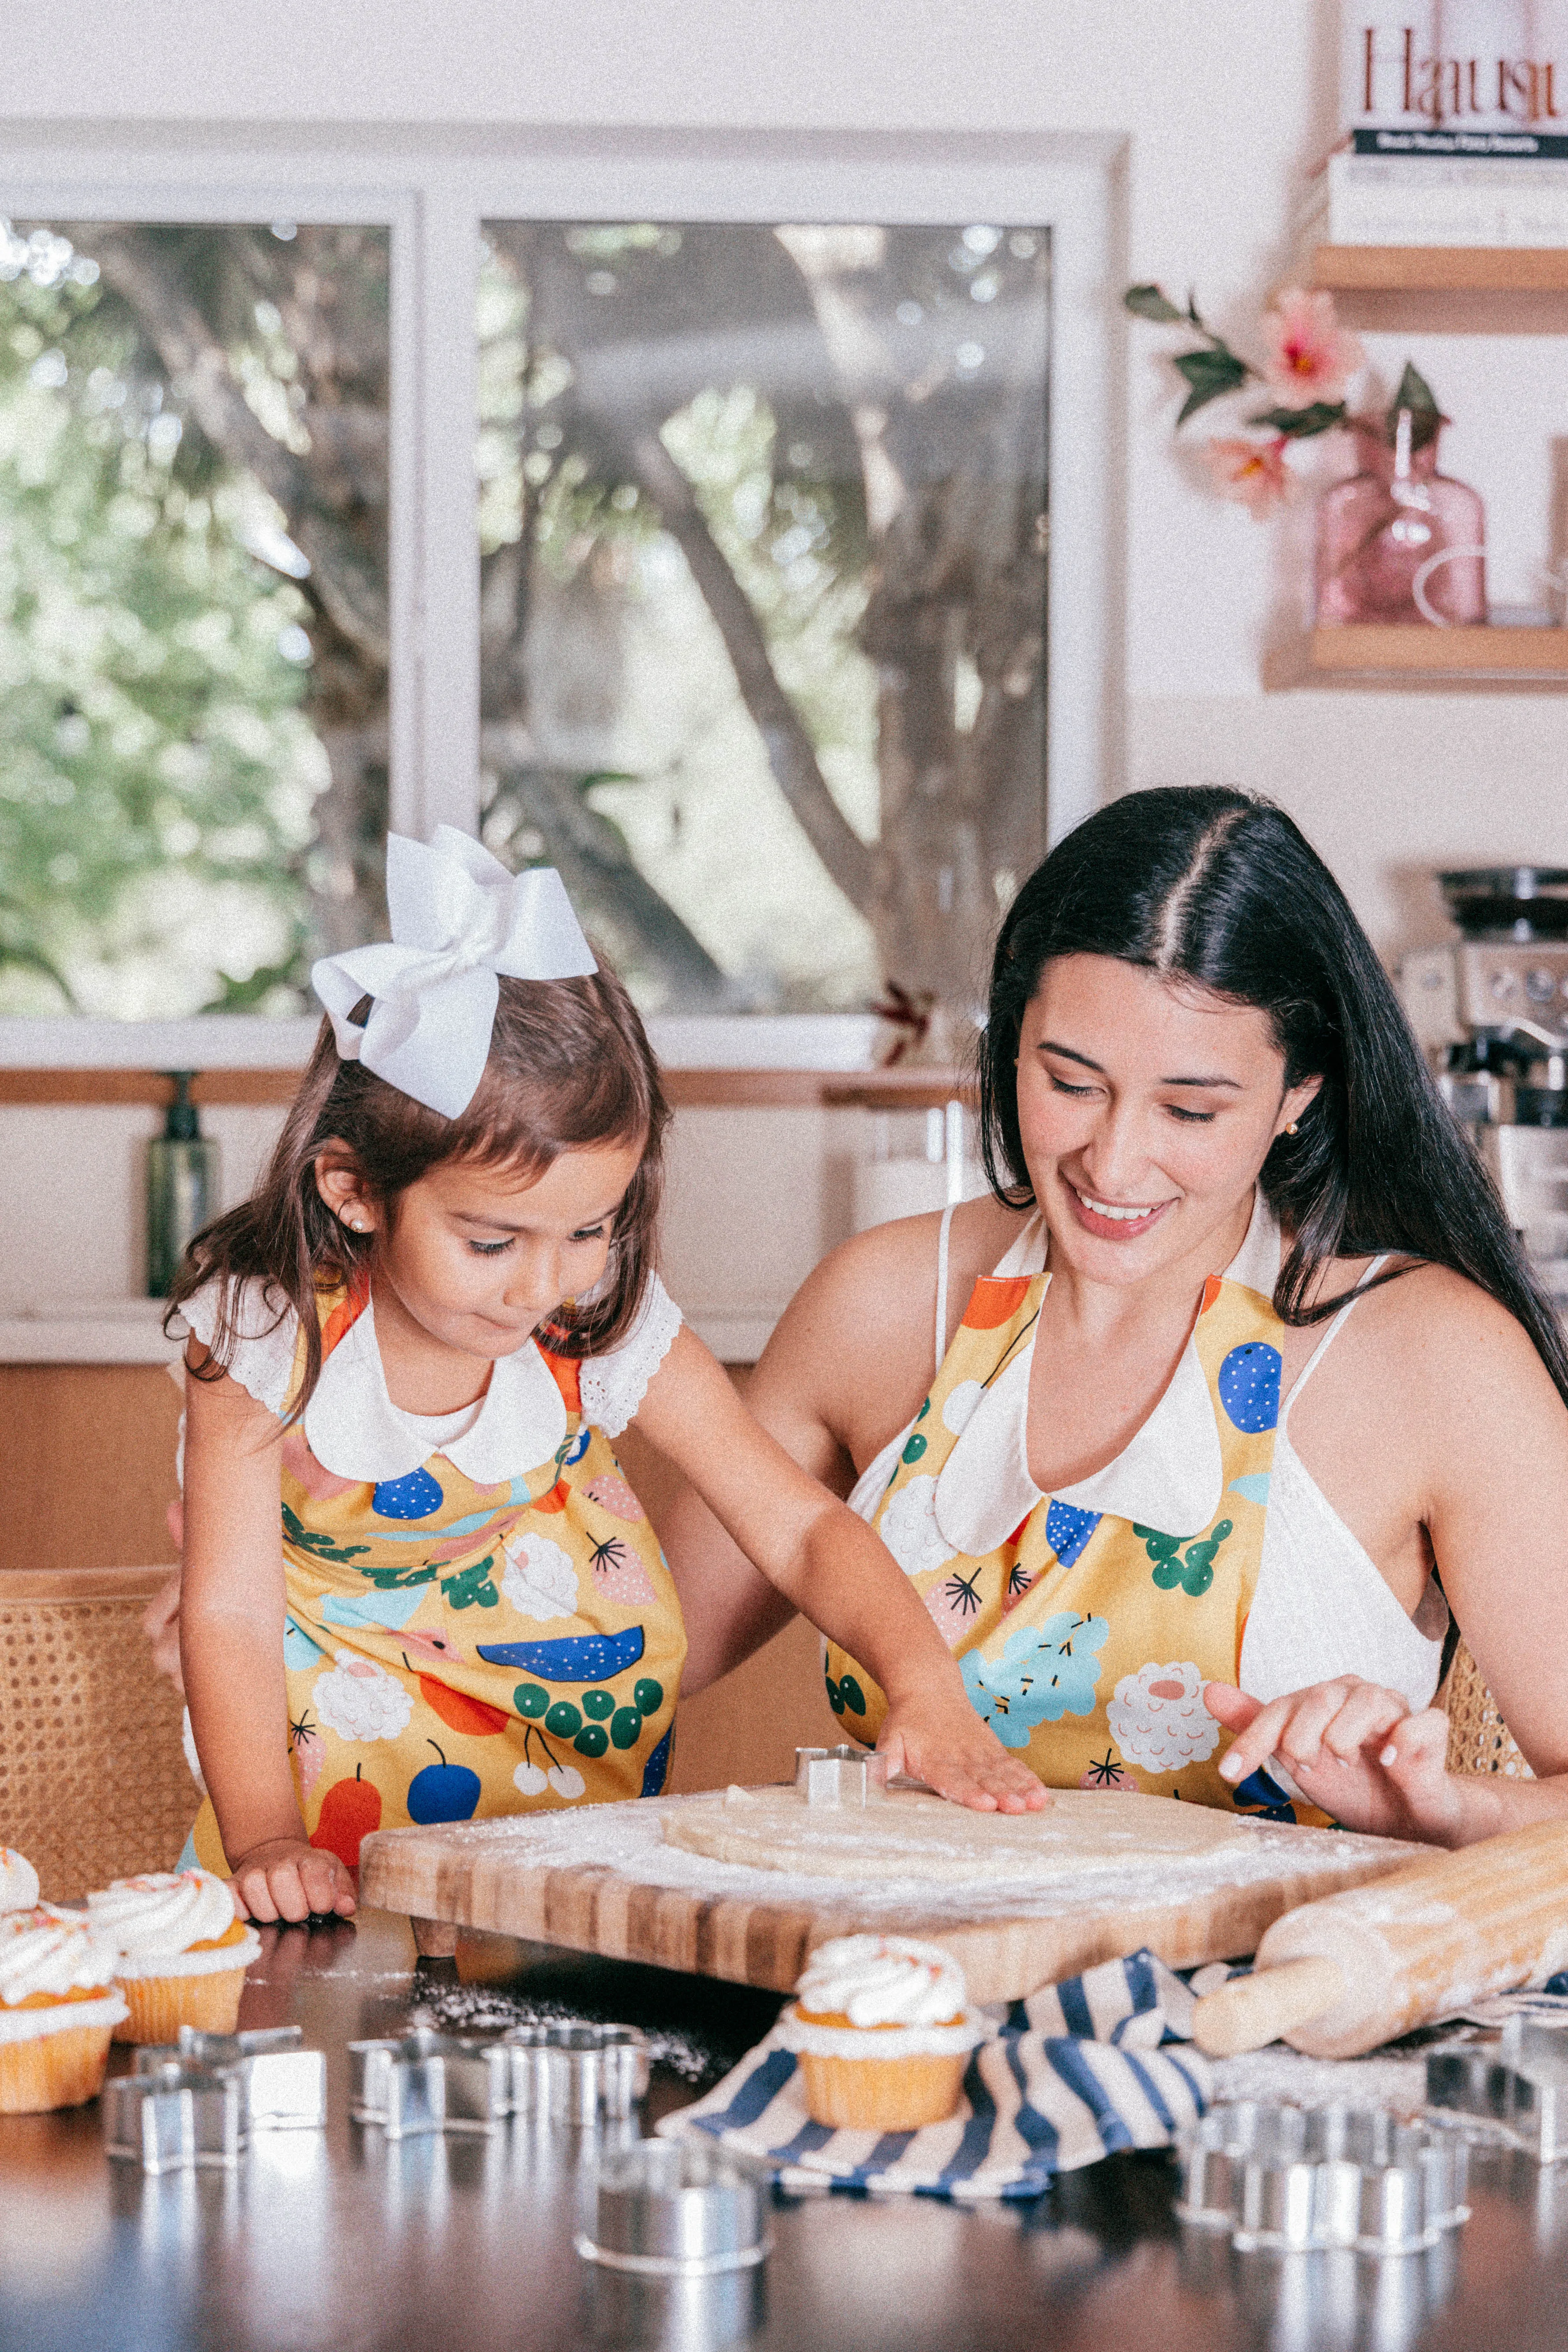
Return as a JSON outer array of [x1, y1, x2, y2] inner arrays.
[[0, 128, 1123, 1071]]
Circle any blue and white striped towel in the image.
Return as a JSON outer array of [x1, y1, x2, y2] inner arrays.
[[657, 1950, 1211, 2201]]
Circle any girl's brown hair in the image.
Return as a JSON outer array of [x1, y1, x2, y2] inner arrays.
[[168, 966, 668, 1419]]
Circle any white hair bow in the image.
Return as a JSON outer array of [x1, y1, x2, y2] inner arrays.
[[311, 826, 598, 1119]]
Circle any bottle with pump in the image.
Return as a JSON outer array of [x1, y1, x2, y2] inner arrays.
[[146, 1072, 218, 1296]]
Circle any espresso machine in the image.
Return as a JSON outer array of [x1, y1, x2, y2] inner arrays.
[[1399, 868, 1568, 1301]]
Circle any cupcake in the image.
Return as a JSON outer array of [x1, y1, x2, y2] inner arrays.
[[0, 1906, 128, 2111], [86, 1870, 261, 2044], [0, 1851, 40, 1914], [777, 1934, 989, 2130]]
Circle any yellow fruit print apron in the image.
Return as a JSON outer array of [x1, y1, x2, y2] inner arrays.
[[191, 1280, 686, 1876], [825, 1205, 1325, 1823]]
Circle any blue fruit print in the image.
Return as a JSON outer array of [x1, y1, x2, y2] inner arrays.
[[321, 1588, 427, 1633], [283, 1616, 328, 1672], [1217, 1343, 1281, 1434], [372, 1467, 445, 1521], [559, 1427, 593, 1470], [478, 1625, 645, 1681], [1045, 1499, 1101, 1569], [1230, 1762, 1297, 1825], [960, 1612, 1108, 1748], [406, 1740, 482, 1824], [641, 1721, 675, 1796]]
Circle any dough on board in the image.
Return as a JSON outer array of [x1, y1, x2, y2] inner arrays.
[[661, 1784, 1256, 1884]]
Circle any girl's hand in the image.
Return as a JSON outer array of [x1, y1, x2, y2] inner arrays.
[[228, 1838, 357, 1925], [1205, 1679, 1462, 1845], [878, 1685, 1050, 1814]]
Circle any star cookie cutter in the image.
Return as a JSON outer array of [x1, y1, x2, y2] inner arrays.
[[104, 2059, 246, 2174], [349, 2020, 648, 2137], [348, 2027, 510, 2137], [794, 1744, 889, 1807], [134, 2024, 326, 2131]]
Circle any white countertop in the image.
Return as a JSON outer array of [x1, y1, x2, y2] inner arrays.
[[0, 1301, 184, 1364], [0, 1300, 772, 1366]]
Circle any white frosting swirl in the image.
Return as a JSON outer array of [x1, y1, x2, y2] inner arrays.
[[793, 1934, 967, 2028], [0, 1851, 40, 1914], [86, 1869, 238, 1963], [0, 1906, 119, 2003]]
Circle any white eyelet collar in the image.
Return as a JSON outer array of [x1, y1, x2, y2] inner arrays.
[[933, 1190, 1281, 1557], [303, 1290, 568, 1485]]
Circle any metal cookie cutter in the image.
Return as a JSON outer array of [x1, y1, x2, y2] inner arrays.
[[349, 2027, 511, 2137], [1177, 2102, 1468, 2256], [577, 2137, 771, 2276], [104, 2059, 245, 2174], [506, 2021, 649, 2123], [1428, 2017, 1568, 2161], [134, 2025, 326, 2132], [795, 1744, 889, 1807]]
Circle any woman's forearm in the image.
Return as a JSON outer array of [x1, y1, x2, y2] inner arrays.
[[1443, 1769, 1568, 1847]]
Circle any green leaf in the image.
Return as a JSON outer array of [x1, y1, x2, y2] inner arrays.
[[1123, 283, 1186, 324], [1385, 362, 1443, 450], [1172, 346, 1250, 426], [1247, 401, 1348, 439]]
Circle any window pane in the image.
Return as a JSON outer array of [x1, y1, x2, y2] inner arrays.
[[478, 221, 1049, 1018], [0, 219, 389, 1019]]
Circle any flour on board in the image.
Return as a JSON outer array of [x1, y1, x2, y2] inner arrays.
[[660, 1785, 1256, 1885]]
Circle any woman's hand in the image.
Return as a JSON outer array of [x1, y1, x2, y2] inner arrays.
[[143, 1569, 185, 1694], [228, 1838, 357, 1925], [878, 1682, 1050, 1814], [1205, 1678, 1463, 1844]]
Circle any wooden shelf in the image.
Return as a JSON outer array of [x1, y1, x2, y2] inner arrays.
[[1312, 244, 1568, 293], [1267, 625, 1568, 689]]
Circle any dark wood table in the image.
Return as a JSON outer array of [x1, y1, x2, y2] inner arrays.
[[1, 1910, 1565, 2352]]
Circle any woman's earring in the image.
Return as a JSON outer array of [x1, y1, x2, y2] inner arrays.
[[1285, 1121, 1299, 1136]]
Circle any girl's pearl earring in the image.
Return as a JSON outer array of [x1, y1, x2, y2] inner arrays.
[[1285, 1121, 1299, 1136]]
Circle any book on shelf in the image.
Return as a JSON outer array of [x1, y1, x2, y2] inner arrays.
[[1344, 6, 1568, 142], [1301, 149, 1568, 244]]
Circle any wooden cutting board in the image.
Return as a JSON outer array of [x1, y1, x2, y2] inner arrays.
[[359, 1788, 1424, 2004]]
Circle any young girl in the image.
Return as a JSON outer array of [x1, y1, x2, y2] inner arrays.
[[173, 828, 1040, 1927]]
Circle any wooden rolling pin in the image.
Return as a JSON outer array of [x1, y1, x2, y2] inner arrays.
[[1193, 1820, 1568, 2059]]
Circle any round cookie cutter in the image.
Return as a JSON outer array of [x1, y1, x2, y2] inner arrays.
[[577, 2137, 772, 2276]]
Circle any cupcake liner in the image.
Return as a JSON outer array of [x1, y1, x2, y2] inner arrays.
[[114, 1967, 251, 2046], [0, 2014, 122, 2113], [797, 2049, 969, 2131]]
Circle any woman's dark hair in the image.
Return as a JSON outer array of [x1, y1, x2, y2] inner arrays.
[[978, 784, 1568, 1406], [169, 965, 668, 1417]]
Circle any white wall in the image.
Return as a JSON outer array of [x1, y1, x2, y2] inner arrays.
[[4, 0, 1562, 1315], [8, 0, 1558, 959], [0, 1098, 871, 1347]]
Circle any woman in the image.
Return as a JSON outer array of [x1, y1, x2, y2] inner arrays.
[[666, 787, 1568, 1845]]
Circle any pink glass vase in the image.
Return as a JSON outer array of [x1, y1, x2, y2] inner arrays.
[[1315, 410, 1486, 626]]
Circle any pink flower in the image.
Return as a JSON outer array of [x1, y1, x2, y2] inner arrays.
[[1259, 288, 1364, 405], [1202, 435, 1292, 519]]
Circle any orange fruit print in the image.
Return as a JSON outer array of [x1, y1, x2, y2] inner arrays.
[[418, 1677, 510, 1738]]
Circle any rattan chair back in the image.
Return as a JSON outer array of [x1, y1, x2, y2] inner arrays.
[[1443, 1638, 1533, 1780], [0, 1569, 195, 1901]]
